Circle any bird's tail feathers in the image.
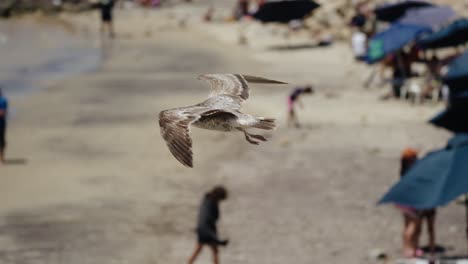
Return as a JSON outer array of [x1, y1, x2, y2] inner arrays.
[[242, 75, 288, 84], [252, 117, 276, 130]]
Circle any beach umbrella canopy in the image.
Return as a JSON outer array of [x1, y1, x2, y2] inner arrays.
[[417, 19, 468, 49], [397, 6, 456, 28], [379, 133, 468, 209], [374, 0, 432, 22], [366, 23, 431, 63], [252, 0, 320, 23], [442, 52, 468, 91], [430, 91, 468, 133], [379, 134, 468, 243]]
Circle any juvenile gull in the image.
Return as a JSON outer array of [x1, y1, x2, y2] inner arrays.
[[159, 74, 287, 168]]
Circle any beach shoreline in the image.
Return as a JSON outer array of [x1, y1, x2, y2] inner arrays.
[[0, 14, 101, 99]]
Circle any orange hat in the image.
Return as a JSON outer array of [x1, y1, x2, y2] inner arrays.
[[402, 148, 418, 159]]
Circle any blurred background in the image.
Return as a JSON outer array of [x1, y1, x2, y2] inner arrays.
[[1, 0, 468, 263]]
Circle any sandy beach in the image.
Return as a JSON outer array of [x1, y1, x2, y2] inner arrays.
[[0, 2, 466, 263]]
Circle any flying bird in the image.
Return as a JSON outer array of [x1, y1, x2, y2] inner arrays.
[[159, 74, 287, 168]]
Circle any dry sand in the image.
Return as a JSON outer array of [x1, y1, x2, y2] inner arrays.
[[0, 3, 466, 264]]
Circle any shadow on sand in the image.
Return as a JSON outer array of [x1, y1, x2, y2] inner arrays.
[[442, 255, 468, 260], [291, 123, 323, 130], [3, 158, 28, 165], [267, 43, 330, 51]]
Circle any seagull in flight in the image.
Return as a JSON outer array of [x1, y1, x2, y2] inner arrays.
[[159, 74, 287, 168]]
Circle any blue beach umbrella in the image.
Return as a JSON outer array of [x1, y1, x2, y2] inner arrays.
[[379, 134, 468, 209], [430, 53, 468, 133], [430, 91, 468, 133], [418, 18, 468, 49], [442, 52, 468, 91], [379, 134, 468, 243], [374, 0, 432, 22], [398, 6, 456, 28], [367, 23, 431, 63]]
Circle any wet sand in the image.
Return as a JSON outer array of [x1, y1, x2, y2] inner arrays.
[[0, 4, 466, 264], [0, 16, 100, 97]]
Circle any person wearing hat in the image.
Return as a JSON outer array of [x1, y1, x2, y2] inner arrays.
[[0, 88, 8, 164]]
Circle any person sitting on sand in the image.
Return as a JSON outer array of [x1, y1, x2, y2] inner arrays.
[[0, 88, 8, 164], [287, 85, 313, 128], [188, 186, 229, 264]]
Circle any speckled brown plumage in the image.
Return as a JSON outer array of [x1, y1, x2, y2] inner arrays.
[[158, 74, 286, 168]]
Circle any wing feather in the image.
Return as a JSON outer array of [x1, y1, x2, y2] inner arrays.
[[159, 107, 235, 168], [198, 74, 287, 102], [159, 109, 199, 168]]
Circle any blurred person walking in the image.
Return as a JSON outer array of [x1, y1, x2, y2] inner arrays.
[[397, 148, 438, 257], [399, 148, 422, 257], [188, 186, 229, 264], [0, 88, 8, 164], [99, 0, 115, 38], [398, 148, 438, 257], [287, 85, 313, 128], [391, 52, 408, 99], [380, 51, 412, 100]]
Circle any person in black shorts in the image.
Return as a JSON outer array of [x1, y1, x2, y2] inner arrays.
[[0, 88, 8, 164], [99, 0, 115, 38], [188, 186, 229, 264]]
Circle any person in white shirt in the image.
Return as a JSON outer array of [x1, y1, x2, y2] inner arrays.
[[351, 29, 367, 61]]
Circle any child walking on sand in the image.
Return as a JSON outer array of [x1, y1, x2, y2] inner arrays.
[[188, 186, 229, 264], [287, 85, 313, 128]]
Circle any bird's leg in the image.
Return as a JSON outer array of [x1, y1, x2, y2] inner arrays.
[[237, 128, 259, 145], [244, 133, 259, 145], [249, 134, 267, 142], [237, 128, 267, 144]]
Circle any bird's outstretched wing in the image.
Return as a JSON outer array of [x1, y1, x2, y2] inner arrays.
[[159, 107, 236, 168], [198, 74, 287, 102], [199, 95, 243, 111], [159, 108, 200, 168]]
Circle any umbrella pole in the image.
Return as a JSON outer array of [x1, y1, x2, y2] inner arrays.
[[396, 52, 407, 79], [396, 51, 406, 99]]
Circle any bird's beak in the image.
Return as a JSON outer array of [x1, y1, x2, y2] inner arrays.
[[197, 75, 203, 80]]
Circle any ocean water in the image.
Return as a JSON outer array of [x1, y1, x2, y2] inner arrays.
[[0, 18, 100, 96]]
